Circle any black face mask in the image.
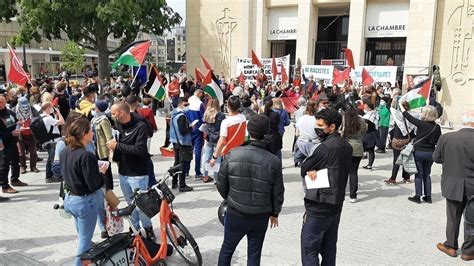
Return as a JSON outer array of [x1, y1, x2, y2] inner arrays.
[[315, 128, 329, 139]]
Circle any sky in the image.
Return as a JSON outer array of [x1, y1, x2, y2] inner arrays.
[[167, 0, 186, 26]]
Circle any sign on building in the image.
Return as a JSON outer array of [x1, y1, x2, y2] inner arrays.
[[268, 7, 298, 40], [235, 54, 290, 84], [365, 1, 409, 38]]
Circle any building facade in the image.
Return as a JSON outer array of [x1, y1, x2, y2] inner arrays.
[[186, 0, 474, 125]]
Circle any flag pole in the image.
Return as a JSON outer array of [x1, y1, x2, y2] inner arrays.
[[7, 42, 33, 86], [130, 64, 142, 88]]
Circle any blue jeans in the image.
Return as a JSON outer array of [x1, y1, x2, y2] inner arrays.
[[414, 151, 434, 197], [218, 212, 269, 266], [301, 212, 341, 266], [203, 142, 220, 178], [119, 175, 152, 230], [64, 191, 99, 266], [95, 189, 106, 232], [192, 132, 204, 176]]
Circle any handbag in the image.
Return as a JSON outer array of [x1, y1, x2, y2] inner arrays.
[[105, 190, 120, 209], [392, 118, 411, 150], [105, 202, 124, 236]]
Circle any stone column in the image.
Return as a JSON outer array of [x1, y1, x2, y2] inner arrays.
[[347, 0, 367, 65], [296, 0, 317, 65]]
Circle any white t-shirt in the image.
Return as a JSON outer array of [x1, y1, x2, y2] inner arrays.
[[220, 114, 247, 137], [296, 115, 317, 141], [42, 114, 60, 135]]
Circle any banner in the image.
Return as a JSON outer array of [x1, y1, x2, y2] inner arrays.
[[302, 65, 334, 86], [235, 54, 290, 84], [351, 66, 397, 86]]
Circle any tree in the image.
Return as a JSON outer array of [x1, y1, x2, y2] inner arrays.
[[61, 41, 85, 74], [10, 0, 181, 82]]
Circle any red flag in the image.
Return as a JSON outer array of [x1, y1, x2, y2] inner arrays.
[[239, 71, 245, 84], [280, 96, 299, 114], [200, 55, 212, 70], [7, 43, 29, 86], [344, 48, 355, 69], [361, 67, 374, 85], [332, 67, 351, 85], [251, 50, 263, 68], [194, 67, 204, 83], [271, 57, 278, 80], [281, 64, 288, 83]]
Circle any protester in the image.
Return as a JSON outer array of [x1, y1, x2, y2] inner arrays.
[[0, 95, 25, 193], [240, 94, 255, 120], [167, 75, 181, 108], [91, 100, 114, 190], [217, 114, 284, 265], [107, 102, 155, 239], [137, 97, 157, 153], [376, 99, 390, 153], [342, 103, 367, 203], [272, 97, 290, 159], [433, 110, 474, 261], [75, 85, 97, 120], [300, 108, 352, 265], [61, 117, 108, 266], [185, 89, 205, 180], [15, 96, 40, 174], [294, 100, 319, 166], [41, 102, 65, 183], [201, 98, 225, 183], [262, 97, 281, 157], [169, 97, 194, 192], [362, 102, 379, 170]]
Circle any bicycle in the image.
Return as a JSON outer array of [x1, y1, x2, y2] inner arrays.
[[79, 164, 203, 266]]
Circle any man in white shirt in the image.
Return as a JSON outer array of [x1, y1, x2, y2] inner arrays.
[[41, 102, 64, 183]]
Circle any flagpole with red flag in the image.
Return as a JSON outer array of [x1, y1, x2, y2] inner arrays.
[[200, 55, 213, 70], [7, 42, 31, 86], [251, 50, 264, 68], [344, 48, 355, 69], [281, 64, 289, 84], [271, 57, 278, 81]]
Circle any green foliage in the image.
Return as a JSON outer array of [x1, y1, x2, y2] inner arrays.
[[0, 1, 17, 22], [61, 41, 85, 74]]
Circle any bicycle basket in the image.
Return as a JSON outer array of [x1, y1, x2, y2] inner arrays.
[[135, 189, 162, 218], [158, 182, 175, 203]]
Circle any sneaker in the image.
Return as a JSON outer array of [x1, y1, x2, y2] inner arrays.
[[11, 179, 28, 187], [362, 165, 372, 170], [422, 196, 432, 203], [375, 149, 385, 154], [20, 167, 27, 174], [350, 198, 357, 203], [179, 186, 194, 192], [31, 168, 40, 173], [408, 196, 421, 204], [144, 227, 156, 242], [171, 184, 178, 189], [194, 175, 203, 181], [37, 157, 44, 162], [0, 195, 10, 202], [45, 176, 63, 183], [101, 231, 110, 239], [2, 185, 18, 194], [202, 176, 214, 183]]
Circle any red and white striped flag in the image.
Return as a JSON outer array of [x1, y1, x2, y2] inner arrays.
[[7, 43, 29, 86]]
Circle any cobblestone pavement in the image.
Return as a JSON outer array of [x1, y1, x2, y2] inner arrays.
[[0, 117, 470, 265]]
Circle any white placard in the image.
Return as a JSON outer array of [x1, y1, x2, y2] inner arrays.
[[304, 168, 330, 189], [302, 65, 334, 86], [351, 66, 398, 85], [235, 54, 290, 84]]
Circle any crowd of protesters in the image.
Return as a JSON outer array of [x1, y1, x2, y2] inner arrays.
[[0, 63, 473, 265]]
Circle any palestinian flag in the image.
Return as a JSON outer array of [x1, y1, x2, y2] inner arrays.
[[400, 77, 432, 109], [112, 40, 151, 69], [203, 70, 224, 106], [144, 65, 165, 101]]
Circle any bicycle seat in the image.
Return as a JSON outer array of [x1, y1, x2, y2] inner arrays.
[[112, 204, 136, 217], [168, 164, 182, 175]]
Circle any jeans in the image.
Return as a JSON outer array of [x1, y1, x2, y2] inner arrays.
[[191, 132, 204, 176], [95, 189, 106, 232], [45, 142, 56, 179], [366, 147, 375, 167], [203, 142, 219, 178], [414, 151, 434, 197], [119, 175, 152, 230], [0, 142, 20, 187], [301, 212, 341, 266], [17, 134, 38, 169], [218, 212, 269, 266], [349, 156, 362, 199], [378, 127, 389, 151], [64, 191, 99, 266]]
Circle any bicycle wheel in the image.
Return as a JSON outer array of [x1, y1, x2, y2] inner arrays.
[[165, 216, 202, 266]]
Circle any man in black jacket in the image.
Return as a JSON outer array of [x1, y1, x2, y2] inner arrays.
[[107, 102, 155, 240], [300, 108, 352, 266], [217, 114, 284, 266]]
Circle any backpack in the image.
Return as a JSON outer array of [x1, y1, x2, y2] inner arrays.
[[30, 115, 56, 144]]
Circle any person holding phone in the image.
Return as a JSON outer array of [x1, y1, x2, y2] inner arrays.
[[40, 102, 65, 183]]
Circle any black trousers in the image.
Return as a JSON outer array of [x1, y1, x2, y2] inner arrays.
[[391, 149, 410, 180], [45, 142, 56, 179], [0, 143, 20, 188], [445, 197, 474, 255], [378, 127, 389, 150], [349, 156, 362, 199], [99, 157, 114, 190], [172, 144, 190, 188], [301, 212, 341, 266], [218, 212, 269, 266]]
